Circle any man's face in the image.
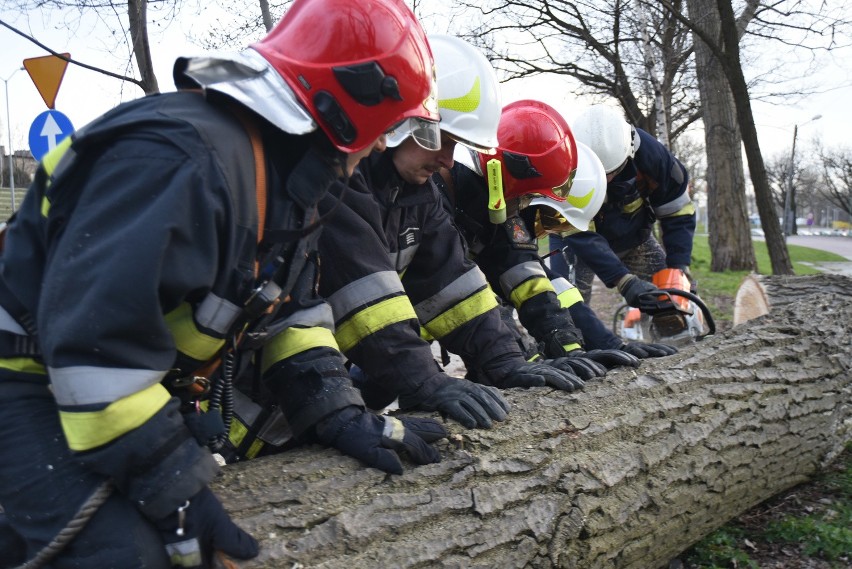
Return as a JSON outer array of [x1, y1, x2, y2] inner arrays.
[[344, 135, 387, 176], [392, 132, 457, 185]]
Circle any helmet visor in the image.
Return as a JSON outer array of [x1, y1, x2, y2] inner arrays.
[[385, 117, 441, 150], [536, 208, 575, 237], [550, 169, 577, 199], [445, 132, 496, 155]]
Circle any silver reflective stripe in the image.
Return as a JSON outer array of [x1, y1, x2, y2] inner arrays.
[[0, 306, 26, 335], [550, 277, 576, 295], [395, 244, 419, 273], [653, 191, 691, 217], [233, 389, 293, 447], [196, 293, 242, 335], [49, 366, 167, 406], [414, 266, 488, 323], [327, 271, 404, 321], [498, 262, 547, 297], [256, 408, 293, 446], [263, 303, 336, 338]]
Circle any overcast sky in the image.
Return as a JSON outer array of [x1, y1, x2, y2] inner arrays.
[[2, 4, 851, 171]]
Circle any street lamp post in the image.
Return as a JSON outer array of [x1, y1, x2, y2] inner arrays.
[[783, 114, 822, 239], [3, 67, 24, 213]]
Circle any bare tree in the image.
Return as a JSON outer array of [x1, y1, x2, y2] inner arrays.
[[1, 0, 218, 95], [684, 0, 757, 272], [454, 0, 699, 141], [817, 144, 852, 220], [765, 149, 820, 236]]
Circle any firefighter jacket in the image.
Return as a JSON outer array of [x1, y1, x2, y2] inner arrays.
[[564, 127, 695, 287], [437, 164, 590, 351], [317, 150, 523, 398], [0, 91, 359, 520]]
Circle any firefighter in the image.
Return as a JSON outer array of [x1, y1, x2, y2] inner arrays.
[[549, 104, 695, 311], [438, 99, 676, 362], [0, 1, 445, 567], [316, 35, 598, 415]]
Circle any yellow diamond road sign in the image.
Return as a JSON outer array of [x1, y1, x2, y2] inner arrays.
[[23, 53, 70, 110]]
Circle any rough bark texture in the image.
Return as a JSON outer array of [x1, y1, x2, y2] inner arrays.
[[215, 275, 851, 569], [686, 0, 757, 273]]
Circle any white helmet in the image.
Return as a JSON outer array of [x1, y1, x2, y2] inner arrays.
[[571, 105, 637, 174], [387, 34, 501, 153], [529, 142, 606, 232]]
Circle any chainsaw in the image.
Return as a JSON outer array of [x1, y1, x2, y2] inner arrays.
[[613, 268, 715, 346]]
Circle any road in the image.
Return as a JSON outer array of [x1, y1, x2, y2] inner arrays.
[[782, 233, 852, 276], [784, 234, 852, 260]]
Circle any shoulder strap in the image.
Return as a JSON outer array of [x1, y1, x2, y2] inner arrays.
[[229, 107, 267, 277]]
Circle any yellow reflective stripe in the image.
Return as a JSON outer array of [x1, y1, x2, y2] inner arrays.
[[262, 326, 338, 372], [420, 326, 434, 342], [42, 135, 73, 176], [59, 383, 171, 451], [562, 343, 582, 352], [0, 357, 47, 374], [660, 202, 696, 218], [509, 277, 553, 308], [222, 408, 265, 459], [334, 296, 417, 353], [245, 438, 264, 459], [439, 77, 481, 113], [39, 136, 74, 216], [557, 286, 584, 308], [164, 302, 225, 362], [424, 287, 498, 340], [623, 198, 644, 213], [527, 352, 541, 362]]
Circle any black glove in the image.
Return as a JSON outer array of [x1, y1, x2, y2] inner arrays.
[[315, 405, 447, 475], [154, 486, 259, 568], [619, 342, 678, 358], [581, 349, 641, 369], [555, 350, 608, 379], [490, 360, 585, 392], [399, 375, 509, 429], [617, 274, 661, 308]]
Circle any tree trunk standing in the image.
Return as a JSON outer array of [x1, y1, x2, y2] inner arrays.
[[713, 0, 792, 275], [128, 0, 159, 95], [685, 0, 756, 273], [214, 276, 851, 569]]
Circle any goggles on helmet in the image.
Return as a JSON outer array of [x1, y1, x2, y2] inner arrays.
[[385, 116, 442, 150]]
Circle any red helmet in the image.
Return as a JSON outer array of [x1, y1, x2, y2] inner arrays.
[[479, 99, 578, 201], [252, 0, 440, 153]]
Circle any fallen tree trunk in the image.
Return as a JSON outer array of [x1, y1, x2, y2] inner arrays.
[[733, 273, 852, 325], [214, 275, 852, 569]]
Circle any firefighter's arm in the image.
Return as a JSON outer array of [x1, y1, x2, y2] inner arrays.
[[37, 140, 226, 520], [562, 230, 631, 287]]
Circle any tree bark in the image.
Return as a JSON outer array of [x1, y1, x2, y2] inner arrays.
[[215, 276, 851, 569], [685, 0, 756, 273]]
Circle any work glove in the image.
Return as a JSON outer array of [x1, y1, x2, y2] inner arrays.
[[154, 486, 259, 568], [619, 341, 678, 359], [580, 348, 641, 369], [486, 359, 586, 392], [399, 374, 509, 429], [617, 274, 662, 308], [314, 405, 447, 475], [538, 329, 605, 379]]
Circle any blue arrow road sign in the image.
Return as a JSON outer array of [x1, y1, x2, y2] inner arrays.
[[29, 109, 75, 162]]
